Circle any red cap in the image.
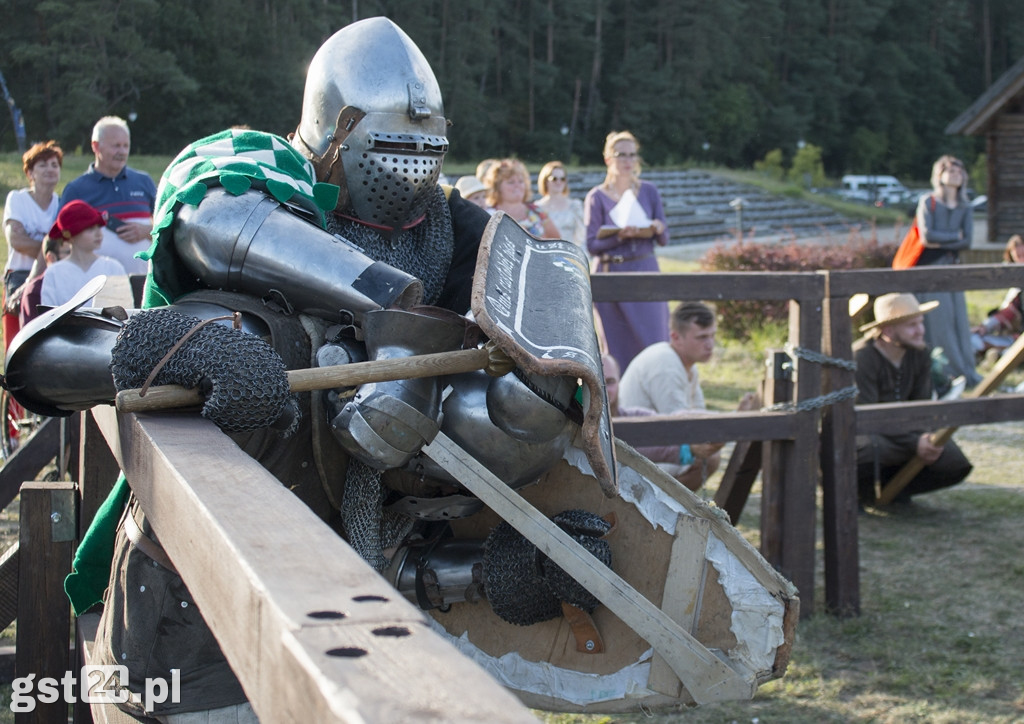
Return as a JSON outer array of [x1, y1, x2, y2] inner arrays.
[[49, 200, 105, 240]]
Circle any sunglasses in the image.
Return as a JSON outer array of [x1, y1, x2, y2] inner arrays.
[[549, 175, 567, 182], [613, 152, 639, 159]]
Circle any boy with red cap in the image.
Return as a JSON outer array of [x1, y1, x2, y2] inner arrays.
[[41, 200, 126, 308]]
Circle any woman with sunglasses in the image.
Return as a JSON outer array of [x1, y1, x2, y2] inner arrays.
[[537, 161, 585, 252], [584, 130, 670, 371]]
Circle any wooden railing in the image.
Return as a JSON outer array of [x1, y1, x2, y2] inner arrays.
[[3, 261, 1024, 720], [5, 407, 537, 724], [592, 262, 1024, 617]]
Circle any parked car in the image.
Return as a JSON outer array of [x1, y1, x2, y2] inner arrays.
[[839, 174, 908, 206]]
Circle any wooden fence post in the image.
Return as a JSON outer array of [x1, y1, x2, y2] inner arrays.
[[820, 281, 861, 616], [78, 411, 120, 541], [760, 350, 793, 570], [16, 481, 75, 724]]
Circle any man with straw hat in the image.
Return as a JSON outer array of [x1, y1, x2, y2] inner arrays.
[[854, 293, 972, 506]]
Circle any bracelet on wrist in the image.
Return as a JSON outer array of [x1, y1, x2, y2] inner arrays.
[[679, 444, 694, 467]]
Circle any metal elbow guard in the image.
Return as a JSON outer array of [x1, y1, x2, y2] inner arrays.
[[174, 187, 423, 323], [328, 308, 469, 469]]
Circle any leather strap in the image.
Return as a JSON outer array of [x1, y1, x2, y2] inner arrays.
[[561, 601, 604, 654], [123, 510, 179, 575]]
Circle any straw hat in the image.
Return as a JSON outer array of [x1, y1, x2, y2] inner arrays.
[[859, 293, 939, 332], [455, 175, 486, 199]]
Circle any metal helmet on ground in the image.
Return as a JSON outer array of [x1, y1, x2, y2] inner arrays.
[[291, 17, 448, 232]]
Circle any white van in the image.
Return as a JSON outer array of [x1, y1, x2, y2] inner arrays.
[[840, 175, 908, 205]]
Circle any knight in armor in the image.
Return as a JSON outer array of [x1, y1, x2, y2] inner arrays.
[[3, 18, 611, 720]]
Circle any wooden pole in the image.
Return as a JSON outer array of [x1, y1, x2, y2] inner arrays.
[[759, 350, 793, 570], [116, 345, 499, 413], [16, 482, 75, 724], [819, 281, 860, 616], [878, 331, 1024, 504]]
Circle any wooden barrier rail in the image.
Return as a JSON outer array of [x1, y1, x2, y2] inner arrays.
[[593, 262, 1024, 617], [72, 406, 536, 724], [3, 261, 1024, 719]]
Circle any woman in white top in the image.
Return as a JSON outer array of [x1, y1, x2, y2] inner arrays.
[[536, 161, 585, 251], [2, 140, 63, 348]]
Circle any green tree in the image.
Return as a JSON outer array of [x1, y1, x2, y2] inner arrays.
[[788, 143, 825, 188]]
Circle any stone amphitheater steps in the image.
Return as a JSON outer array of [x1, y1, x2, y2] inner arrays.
[[560, 169, 859, 246]]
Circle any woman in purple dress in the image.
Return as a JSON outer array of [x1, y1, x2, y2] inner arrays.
[[585, 130, 670, 371]]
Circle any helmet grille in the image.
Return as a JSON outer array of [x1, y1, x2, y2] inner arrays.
[[353, 133, 446, 229]]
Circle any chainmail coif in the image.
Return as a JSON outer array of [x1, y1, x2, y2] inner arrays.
[[110, 308, 296, 433], [483, 509, 612, 626]]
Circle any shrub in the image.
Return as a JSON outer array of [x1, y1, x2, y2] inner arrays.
[[753, 148, 785, 181], [788, 143, 826, 189], [700, 235, 898, 340]]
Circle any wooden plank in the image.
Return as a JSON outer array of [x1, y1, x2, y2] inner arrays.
[[856, 395, 1024, 433], [825, 265, 1024, 298], [647, 515, 711, 697], [759, 351, 792, 575], [712, 440, 762, 525], [422, 431, 757, 706], [0, 543, 18, 631], [89, 407, 535, 724], [779, 299, 822, 619], [819, 284, 860, 617], [78, 412, 121, 541], [0, 416, 60, 511], [17, 481, 75, 724], [591, 271, 821, 303], [611, 410, 796, 447]]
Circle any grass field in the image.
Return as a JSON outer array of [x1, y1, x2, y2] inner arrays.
[[0, 157, 1022, 722]]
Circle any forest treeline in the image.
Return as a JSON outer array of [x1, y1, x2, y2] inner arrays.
[[1, 0, 1022, 178]]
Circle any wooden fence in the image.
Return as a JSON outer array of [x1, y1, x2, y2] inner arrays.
[[593, 262, 1024, 617], [2, 262, 1024, 720]]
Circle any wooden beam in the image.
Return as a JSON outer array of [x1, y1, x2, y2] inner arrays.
[[712, 440, 762, 525], [17, 481, 75, 724], [856, 395, 1024, 433], [824, 265, 1024, 298], [611, 410, 796, 447], [647, 515, 711, 697], [819, 282, 860, 617], [776, 300, 823, 619], [77, 411, 121, 541], [89, 407, 535, 724], [591, 271, 821, 303], [0, 416, 60, 511], [760, 351, 793, 575]]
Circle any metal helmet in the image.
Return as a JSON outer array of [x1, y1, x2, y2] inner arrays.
[[292, 17, 448, 231]]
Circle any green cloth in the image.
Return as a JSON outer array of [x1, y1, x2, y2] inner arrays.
[[140, 128, 339, 307], [64, 129, 339, 615], [64, 475, 130, 615]]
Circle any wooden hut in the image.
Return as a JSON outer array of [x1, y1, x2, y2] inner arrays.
[[947, 54, 1024, 243]]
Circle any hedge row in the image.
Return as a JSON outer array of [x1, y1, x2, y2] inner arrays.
[[699, 237, 898, 339]]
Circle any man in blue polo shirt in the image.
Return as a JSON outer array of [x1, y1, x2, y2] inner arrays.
[[60, 116, 156, 275]]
